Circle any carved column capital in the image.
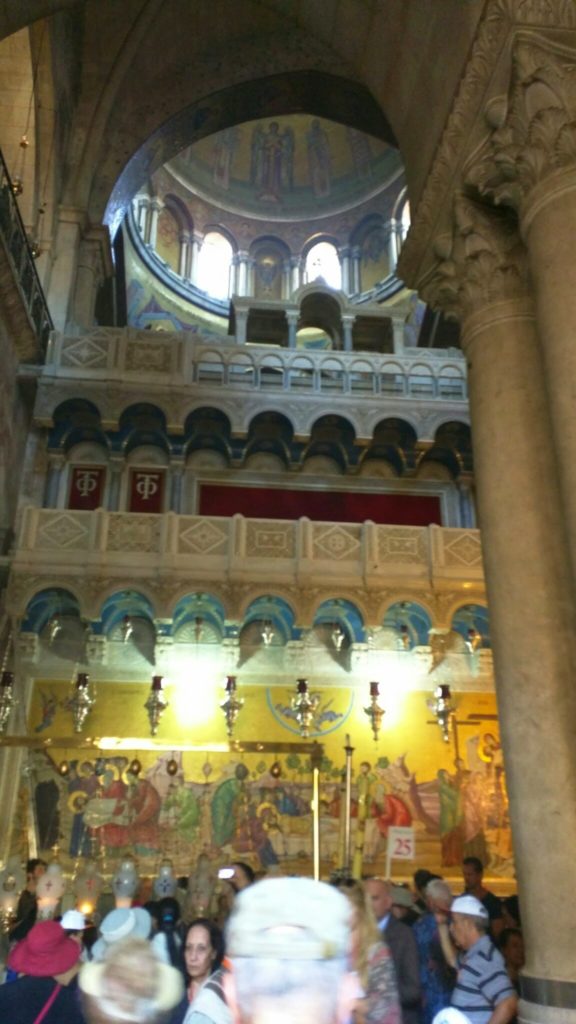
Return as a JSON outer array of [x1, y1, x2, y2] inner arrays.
[[467, 34, 576, 211], [422, 196, 530, 322]]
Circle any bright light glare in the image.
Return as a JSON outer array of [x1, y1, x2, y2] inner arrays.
[[170, 673, 220, 727], [96, 737, 229, 752], [304, 241, 342, 290]]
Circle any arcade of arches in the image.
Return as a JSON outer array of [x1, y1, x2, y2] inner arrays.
[[0, 4, 575, 1022]]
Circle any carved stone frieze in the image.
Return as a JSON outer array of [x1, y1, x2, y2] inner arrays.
[[245, 521, 295, 559], [422, 196, 529, 321], [376, 525, 427, 565], [496, 0, 576, 28], [399, 0, 576, 287], [125, 340, 172, 374], [60, 334, 109, 369], [312, 523, 361, 561], [107, 514, 162, 552]]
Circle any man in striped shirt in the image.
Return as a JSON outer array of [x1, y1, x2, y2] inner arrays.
[[437, 894, 517, 1024]]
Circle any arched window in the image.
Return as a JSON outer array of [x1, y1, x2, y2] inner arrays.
[[304, 241, 342, 290], [197, 231, 233, 299]]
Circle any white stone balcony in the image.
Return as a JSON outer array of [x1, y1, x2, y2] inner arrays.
[[11, 507, 483, 603], [33, 328, 470, 441], [44, 327, 467, 398]]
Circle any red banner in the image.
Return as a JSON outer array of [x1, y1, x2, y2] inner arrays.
[[129, 469, 165, 513], [68, 466, 106, 510], [199, 484, 442, 526]]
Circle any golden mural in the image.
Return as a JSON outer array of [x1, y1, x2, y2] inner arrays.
[[18, 681, 514, 887]]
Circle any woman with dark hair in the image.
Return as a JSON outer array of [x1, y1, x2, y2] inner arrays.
[[151, 896, 183, 969], [169, 917, 224, 1024]]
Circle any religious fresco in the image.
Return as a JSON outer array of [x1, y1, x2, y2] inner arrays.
[[172, 114, 401, 220], [15, 681, 514, 886]]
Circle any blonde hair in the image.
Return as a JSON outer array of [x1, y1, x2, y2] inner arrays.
[[341, 882, 380, 988]]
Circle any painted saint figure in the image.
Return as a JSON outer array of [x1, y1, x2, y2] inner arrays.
[[251, 121, 294, 201], [307, 119, 331, 197]]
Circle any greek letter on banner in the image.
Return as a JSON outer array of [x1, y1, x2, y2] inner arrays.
[[129, 469, 165, 513], [69, 466, 105, 510]]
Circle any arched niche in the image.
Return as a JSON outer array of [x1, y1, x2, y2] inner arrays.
[[382, 600, 432, 649]]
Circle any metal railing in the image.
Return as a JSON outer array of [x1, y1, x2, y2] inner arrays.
[[0, 150, 52, 357]]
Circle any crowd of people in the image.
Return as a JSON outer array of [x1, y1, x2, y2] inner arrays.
[[0, 855, 523, 1024]]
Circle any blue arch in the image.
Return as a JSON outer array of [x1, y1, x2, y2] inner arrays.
[[22, 588, 81, 633], [243, 595, 296, 643], [383, 601, 432, 648], [99, 590, 156, 635], [172, 592, 226, 636], [451, 604, 491, 649], [313, 598, 364, 643]]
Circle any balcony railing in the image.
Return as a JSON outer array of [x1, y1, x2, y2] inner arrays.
[[12, 508, 484, 594], [45, 327, 468, 402], [0, 151, 52, 358]]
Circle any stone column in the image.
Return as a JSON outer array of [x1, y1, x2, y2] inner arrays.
[[178, 232, 191, 278], [426, 195, 576, 1024], [147, 198, 162, 249], [289, 256, 301, 294], [43, 453, 65, 507], [350, 246, 361, 293], [136, 196, 149, 235], [387, 218, 399, 269], [189, 234, 202, 286], [236, 251, 248, 296], [235, 309, 248, 345], [470, 35, 576, 601], [69, 226, 113, 332], [107, 456, 124, 511], [282, 259, 291, 299], [341, 314, 355, 352], [456, 476, 476, 528], [170, 458, 185, 513], [45, 206, 84, 332], [390, 315, 405, 354], [246, 257, 256, 297], [338, 246, 351, 294], [286, 310, 299, 349]]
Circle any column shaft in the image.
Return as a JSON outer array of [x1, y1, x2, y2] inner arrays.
[[463, 297, 576, 985], [521, 171, 576, 589]]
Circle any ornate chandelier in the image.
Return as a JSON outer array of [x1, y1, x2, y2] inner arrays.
[[144, 674, 169, 736], [427, 683, 456, 742], [66, 672, 94, 734], [291, 678, 319, 738], [363, 680, 385, 742], [220, 675, 243, 738]]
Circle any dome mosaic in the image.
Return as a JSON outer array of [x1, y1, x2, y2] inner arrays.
[[168, 114, 402, 221]]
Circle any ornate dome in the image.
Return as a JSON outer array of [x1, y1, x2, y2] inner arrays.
[[168, 113, 402, 221]]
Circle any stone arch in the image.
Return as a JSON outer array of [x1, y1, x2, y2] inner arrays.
[[418, 420, 472, 478], [102, 70, 396, 232]]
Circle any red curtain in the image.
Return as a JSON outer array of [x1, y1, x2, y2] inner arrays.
[[199, 484, 441, 526]]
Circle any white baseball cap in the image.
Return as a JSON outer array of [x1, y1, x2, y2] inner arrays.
[[432, 1010, 473, 1024], [61, 909, 87, 930], [451, 895, 489, 919]]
